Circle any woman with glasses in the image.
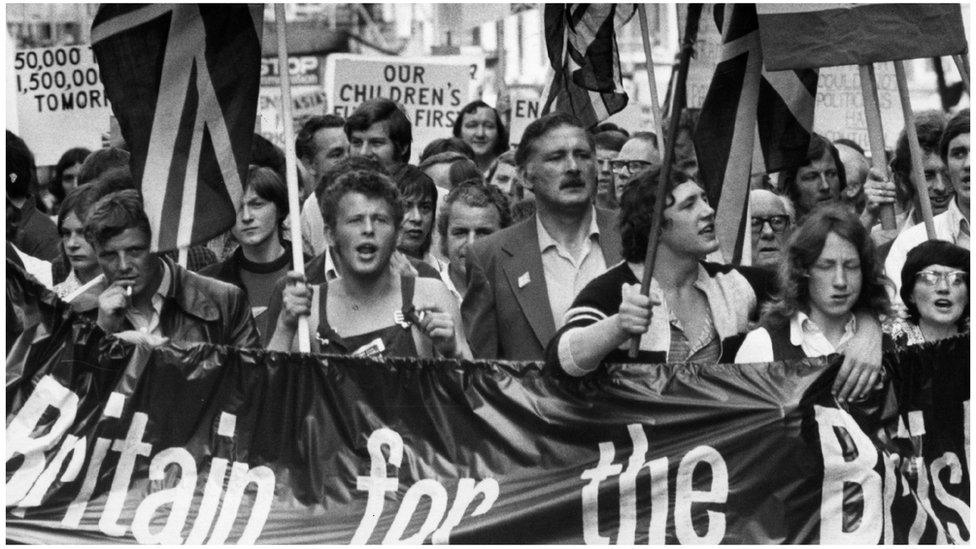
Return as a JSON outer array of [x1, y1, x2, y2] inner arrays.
[[736, 203, 891, 368], [884, 240, 969, 345]]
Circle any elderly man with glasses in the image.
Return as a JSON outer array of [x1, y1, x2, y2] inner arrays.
[[610, 132, 660, 202], [748, 189, 795, 269]]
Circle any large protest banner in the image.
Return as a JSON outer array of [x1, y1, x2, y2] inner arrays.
[[325, 53, 483, 163], [5, 264, 969, 544], [12, 44, 113, 166]]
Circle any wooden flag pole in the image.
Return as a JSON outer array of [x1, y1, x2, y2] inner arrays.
[[629, 3, 702, 358], [638, 5, 665, 152], [893, 60, 937, 240], [858, 64, 897, 231], [275, 4, 311, 352], [953, 54, 970, 94]]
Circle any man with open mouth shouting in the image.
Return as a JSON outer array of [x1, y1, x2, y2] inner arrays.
[[268, 168, 471, 360]]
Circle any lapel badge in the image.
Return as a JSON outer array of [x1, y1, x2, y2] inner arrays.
[[518, 272, 531, 288]]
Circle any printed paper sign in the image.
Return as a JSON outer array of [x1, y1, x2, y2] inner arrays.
[[13, 45, 113, 165]]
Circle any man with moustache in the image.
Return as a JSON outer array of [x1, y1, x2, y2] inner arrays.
[[462, 112, 622, 361], [885, 108, 970, 306], [84, 190, 259, 348], [748, 189, 795, 269]]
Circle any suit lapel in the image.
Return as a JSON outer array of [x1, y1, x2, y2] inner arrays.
[[500, 220, 555, 350]]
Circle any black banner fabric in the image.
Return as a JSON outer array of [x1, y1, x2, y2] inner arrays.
[[5, 264, 970, 544]]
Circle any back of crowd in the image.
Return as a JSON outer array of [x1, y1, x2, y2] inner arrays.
[[7, 99, 970, 405]]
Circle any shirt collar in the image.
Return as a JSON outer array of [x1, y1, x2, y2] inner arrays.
[[155, 258, 172, 306], [324, 247, 340, 280], [789, 310, 857, 346], [536, 207, 601, 253], [947, 198, 969, 235]]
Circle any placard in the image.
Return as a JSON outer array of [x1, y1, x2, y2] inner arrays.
[[813, 63, 902, 153], [13, 45, 113, 166], [260, 55, 322, 87], [257, 86, 328, 147], [325, 53, 484, 163]]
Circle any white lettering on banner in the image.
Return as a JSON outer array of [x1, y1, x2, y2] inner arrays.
[[5, 390, 274, 544], [351, 427, 500, 544], [100, 411, 153, 536], [131, 447, 197, 544], [581, 424, 729, 544], [674, 446, 729, 544], [930, 452, 970, 543], [6, 375, 80, 506], [815, 405, 882, 544], [581, 442, 624, 544], [14, 45, 113, 165], [618, 424, 668, 545]]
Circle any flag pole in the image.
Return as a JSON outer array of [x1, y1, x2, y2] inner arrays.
[[629, 3, 702, 358], [893, 60, 937, 240], [952, 54, 970, 94], [857, 64, 897, 231], [638, 5, 665, 151], [275, 4, 311, 352]]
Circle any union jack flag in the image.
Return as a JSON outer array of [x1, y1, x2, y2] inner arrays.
[[693, 4, 817, 264], [91, 4, 263, 252], [540, 4, 636, 128]]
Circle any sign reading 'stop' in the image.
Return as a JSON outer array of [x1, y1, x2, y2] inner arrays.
[[325, 53, 484, 162]]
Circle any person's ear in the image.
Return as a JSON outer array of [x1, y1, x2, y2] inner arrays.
[[518, 166, 533, 192]]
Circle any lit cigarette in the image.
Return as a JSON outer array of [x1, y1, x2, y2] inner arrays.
[[125, 286, 133, 298]]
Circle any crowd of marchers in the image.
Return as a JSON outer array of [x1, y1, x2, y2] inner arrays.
[[6, 98, 970, 403]]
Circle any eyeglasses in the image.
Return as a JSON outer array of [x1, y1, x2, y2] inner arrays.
[[610, 159, 654, 173], [914, 270, 967, 287], [750, 215, 791, 233]]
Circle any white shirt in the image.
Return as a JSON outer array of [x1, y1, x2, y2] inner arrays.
[[735, 311, 857, 363], [884, 198, 970, 307], [536, 209, 606, 329], [125, 261, 171, 336]]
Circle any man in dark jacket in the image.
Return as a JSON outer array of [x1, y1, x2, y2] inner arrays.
[[84, 190, 259, 348]]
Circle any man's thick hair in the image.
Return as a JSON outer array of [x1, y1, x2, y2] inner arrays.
[[891, 110, 947, 203], [394, 165, 438, 255], [437, 181, 512, 246], [452, 100, 510, 158], [594, 131, 628, 153], [515, 112, 592, 168], [245, 166, 289, 225], [940, 108, 970, 165], [420, 137, 475, 163], [419, 153, 483, 188], [295, 114, 345, 161], [761, 202, 888, 327], [321, 169, 403, 230], [618, 164, 692, 263], [83, 189, 151, 248], [779, 133, 847, 214], [77, 147, 130, 187], [345, 98, 413, 163], [900, 240, 969, 329], [51, 147, 92, 202]]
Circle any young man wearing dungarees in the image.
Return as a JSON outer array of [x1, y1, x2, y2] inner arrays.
[[268, 168, 471, 359]]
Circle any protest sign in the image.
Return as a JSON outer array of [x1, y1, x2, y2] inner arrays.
[[325, 53, 483, 162], [13, 45, 113, 166], [813, 63, 901, 153], [507, 88, 542, 147], [260, 55, 322, 87], [5, 264, 969, 544], [257, 87, 328, 147]]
